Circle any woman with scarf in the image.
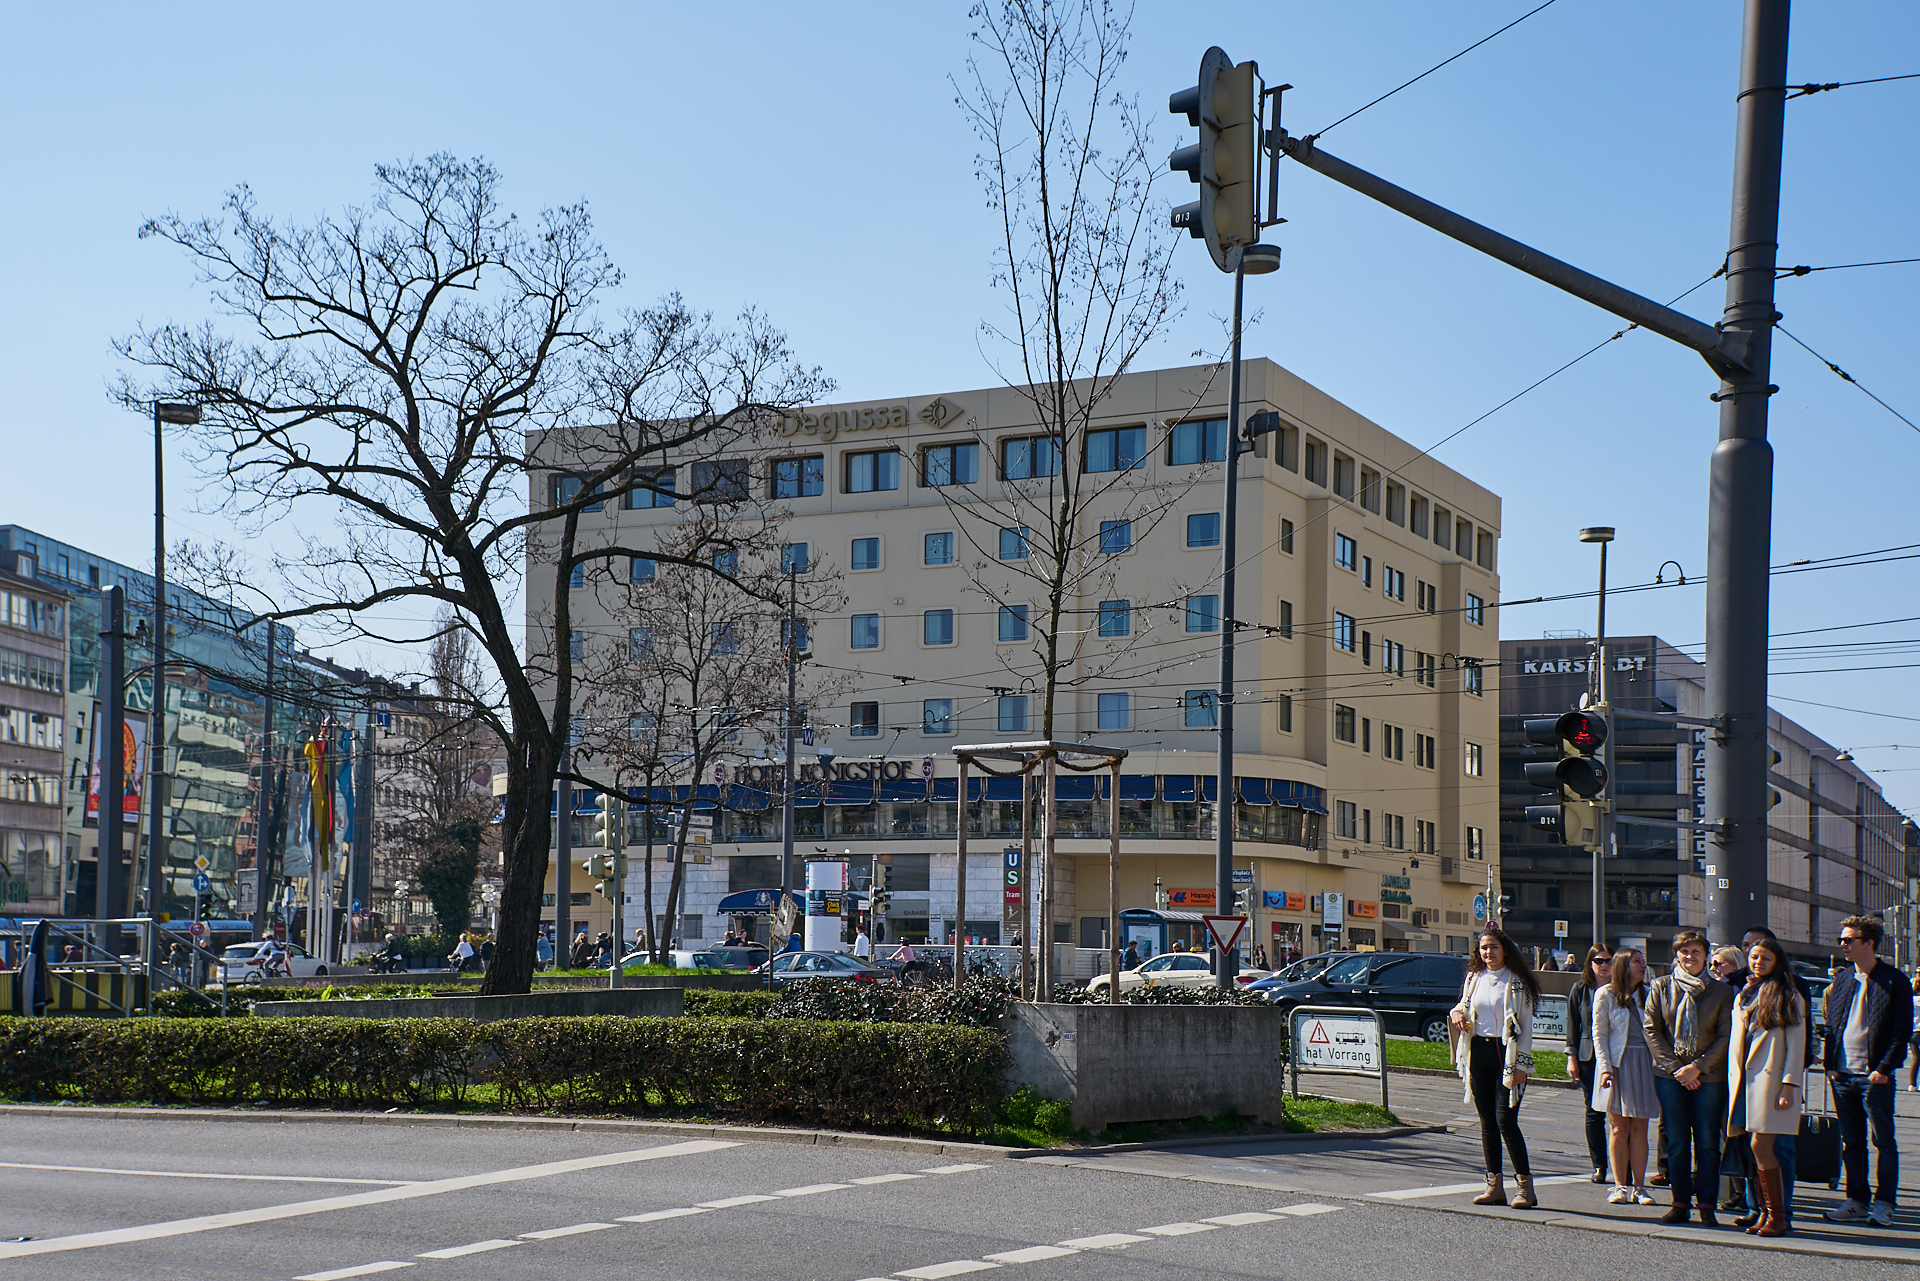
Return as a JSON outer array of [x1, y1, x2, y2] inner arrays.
[[1450, 927, 1542, 1209], [1727, 936, 1807, 1236], [1644, 929, 1734, 1226], [1593, 947, 1660, 1205]]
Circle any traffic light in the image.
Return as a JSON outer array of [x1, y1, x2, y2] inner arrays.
[[1522, 709, 1608, 848], [582, 851, 623, 902], [1232, 888, 1251, 915], [594, 801, 623, 851], [1169, 47, 1260, 272], [870, 864, 891, 919]]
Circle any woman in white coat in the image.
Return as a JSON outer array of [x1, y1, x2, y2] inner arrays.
[[1727, 936, 1807, 1237], [1591, 947, 1661, 1205]]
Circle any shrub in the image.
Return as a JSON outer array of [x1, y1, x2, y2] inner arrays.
[[1049, 983, 1267, 1006], [683, 989, 779, 1019], [772, 976, 1017, 1029], [0, 1014, 1005, 1136]]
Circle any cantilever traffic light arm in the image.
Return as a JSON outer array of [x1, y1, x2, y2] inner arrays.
[[1271, 131, 1753, 379]]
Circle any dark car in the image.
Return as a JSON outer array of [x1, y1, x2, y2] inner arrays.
[[707, 944, 768, 971], [1261, 951, 1469, 1042], [755, 950, 890, 985], [1254, 951, 1356, 988]]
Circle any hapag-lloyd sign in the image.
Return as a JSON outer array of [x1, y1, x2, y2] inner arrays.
[[1520, 656, 1650, 676]]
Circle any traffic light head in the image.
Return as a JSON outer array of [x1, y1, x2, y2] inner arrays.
[[1168, 46, 1260, 272], [1557, 710, 1607, 752], [1522, 709, 1609, 799]]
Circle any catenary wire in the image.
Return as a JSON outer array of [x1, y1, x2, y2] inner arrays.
[[1777, 325, 1920, 435]]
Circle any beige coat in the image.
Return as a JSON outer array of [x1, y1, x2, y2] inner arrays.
[[1727, 990, 1809, 1136]]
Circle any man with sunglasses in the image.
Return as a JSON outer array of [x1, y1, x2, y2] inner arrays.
[[1823, 914, 1914, 1226]]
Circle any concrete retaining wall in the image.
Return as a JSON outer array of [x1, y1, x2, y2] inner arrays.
[[999, 1002, 1287, 1131], [253, 986, 684, 1021]]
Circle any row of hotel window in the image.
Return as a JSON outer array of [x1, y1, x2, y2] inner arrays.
[[0, 646, 64, 695], [1329, 801, 1486, 860], [1334, 532, 1489, 618], [1329, 620, 1484, 693], [0, 591, 64, 640], [1, 768, 60, 806], [1283, 434, 1496, 571], [835, 689, 1273, 736], [1330, 708, 1488, 779]]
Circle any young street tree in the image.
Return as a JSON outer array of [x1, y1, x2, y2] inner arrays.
[[115, 155, 827, 993], [570, 505, 846, 963]]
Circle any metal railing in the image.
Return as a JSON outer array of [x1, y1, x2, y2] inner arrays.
[[13, 917, 231, 1017]]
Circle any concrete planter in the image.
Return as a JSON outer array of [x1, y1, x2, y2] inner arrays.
[[999, 1001, 1287, 1132], [252, 986, 684, 1021]]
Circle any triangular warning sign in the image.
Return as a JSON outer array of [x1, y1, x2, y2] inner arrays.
[[1309, 1021, 1330, 1045]]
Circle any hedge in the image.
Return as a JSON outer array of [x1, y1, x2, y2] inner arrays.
[[0, 1014, 1005, 1136]]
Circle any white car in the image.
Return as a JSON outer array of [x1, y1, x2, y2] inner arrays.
[[1083, 952, 1272, 997], [217, 941, 332, 983]]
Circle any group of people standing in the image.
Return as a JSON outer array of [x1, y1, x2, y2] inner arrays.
[[1452, 915, 1913, 1237]]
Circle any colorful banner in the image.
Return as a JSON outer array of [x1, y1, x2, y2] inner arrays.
[[84, 703, 146, 821]]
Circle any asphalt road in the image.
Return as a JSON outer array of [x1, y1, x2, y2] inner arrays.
[[4, 1100, 1919, 1281]]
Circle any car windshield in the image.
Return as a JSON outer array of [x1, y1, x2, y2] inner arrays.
[[1176, 955, 1210, 970], [1322, 956, 1373, 984], [1138, 956, 1174, 972]]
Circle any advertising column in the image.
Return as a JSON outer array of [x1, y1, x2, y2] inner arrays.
[[805, 859, 846, 952]]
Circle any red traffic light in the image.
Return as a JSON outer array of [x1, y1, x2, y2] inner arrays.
[[1556, 710, 1607, 752]]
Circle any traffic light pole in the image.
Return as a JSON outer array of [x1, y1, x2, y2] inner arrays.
[[1214, 259, 1247, 990], [1592, 535, 1612, 953], [779, 563, 798, 949]]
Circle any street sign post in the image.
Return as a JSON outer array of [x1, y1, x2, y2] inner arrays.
[[1289, 1004, 1388, 1110]]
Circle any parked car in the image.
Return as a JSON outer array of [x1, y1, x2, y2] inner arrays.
[[1083, 951, 1272, 998], [1255, 952, 1354, 986], [1259, 951, 1469, 1041], [705, 944, 768, 971], [754, 950, 890, 985], [216, 940, 331, 984], [612, 948, 723, 970]]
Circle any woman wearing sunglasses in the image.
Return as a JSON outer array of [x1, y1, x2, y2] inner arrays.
[[1566, 944, 1614, 1183]]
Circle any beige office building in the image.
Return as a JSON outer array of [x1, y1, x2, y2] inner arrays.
[[530, 360, 1503, 964]]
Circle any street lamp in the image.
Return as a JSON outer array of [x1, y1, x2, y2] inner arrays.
[[148, 400, 200, 931]]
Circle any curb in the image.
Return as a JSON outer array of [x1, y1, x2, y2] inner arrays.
[[1012, 1123, 1449, 1158], [0, 1104, 1021, 1160], [1383, 1064, 1577, 1088]]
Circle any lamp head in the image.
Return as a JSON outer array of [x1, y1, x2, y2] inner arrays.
[[1578, 527, 1616, 544]]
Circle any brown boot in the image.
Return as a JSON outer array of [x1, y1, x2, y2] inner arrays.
[[1755, 1167, 1787, 1237], [1472, 1173, 1507, 1206], [1510, 1174, 1538, 1210]]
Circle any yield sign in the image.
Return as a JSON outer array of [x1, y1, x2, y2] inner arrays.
[[1203, 914, 1248, 955]]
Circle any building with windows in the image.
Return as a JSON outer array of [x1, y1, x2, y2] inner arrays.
[[0, 548, 70, 912], [1499, 634, 1916, 964], [530, 360, 1503, 962]]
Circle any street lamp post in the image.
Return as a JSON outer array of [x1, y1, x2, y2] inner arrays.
[[1579, 526, 1616, 954], [147, 400, 200, 931]]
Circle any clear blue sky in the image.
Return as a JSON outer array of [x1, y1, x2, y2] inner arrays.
[[3, 2, 1916, 809]]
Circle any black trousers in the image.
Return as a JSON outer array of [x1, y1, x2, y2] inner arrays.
[[1575, 1055, 1609, 1176], [1469, 1035, 1532, 1178]]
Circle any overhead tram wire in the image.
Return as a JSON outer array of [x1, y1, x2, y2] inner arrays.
[[1778, 257, 1920, 278], [1780, 72, 1920, 98], [1776, 326, 1920, 435]]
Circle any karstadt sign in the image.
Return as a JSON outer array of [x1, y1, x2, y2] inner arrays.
[[1519, 656, 1649, 676]]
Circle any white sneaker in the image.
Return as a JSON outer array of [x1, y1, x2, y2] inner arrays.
[[1870, 1201, 1895, 1227], [1634, 1187, 1658, 1206], [1826, 1199, 1871, 1222], [1608, 1185, 1632, 1204]]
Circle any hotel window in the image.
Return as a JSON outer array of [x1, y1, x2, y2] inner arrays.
[[712, 549, 738, 578], [1335, 533, 1357, 571], [924, 610, 955, 646], [1409, 493, 1428, 537], [712, 621, 740, 655], [1303, 437, 1327, 486], [1382, 723, 1405, 761], [1332, 453, 1355, 499], [1432, 506, 1452, 548], [1362, 809, 1372, 843], [1169, 417, 1228, 464], [998, 527, 1031, 560], [1382, 639, 1405, 676], [1385, 482, 1405, 525], [627, 628, 653, 660], [1359, 467, 1381, 513], [1096, 692, 1130, 730], [1098, 599, 1131, 637], [1279, 517, 1295, 554], [1382, 813, 1405, 850], [1477, 529, 1496, 570], [568, 631, 584, 661], [923, 699, 954, 735], [1415, 732, 1436, 769], [1362, 717, 1372, 752], [998, 695, 1029, 733], [1333, 613, 1356, 652], [625, 467, 677, 508], [771, 455, 824, 498], [1186, 595, 1220, 633], [1466, 593, 1485, 626], [1417, 652, 1437, 687], [1416, 819, 1436, 854], [924, 532, 955, 565], [1084, 425, 1147, 472], [850, 702, 880, 737], [1184, 689, 1218, 728], [1098, 519, 1132, 554], [568, 563, 585, 590], [553, 474, 603, 512], [1335, 800, 1357, 839], [1277, 599, 1293, 639], [1186, 512, 1221, 548], [1002, 434, 1061, 480], [1334, 704, 1357, 743], [1361, 631, 1372, 666], [845, 449, 901, 493], [851, 614, 880, 649], [1456, 519, 1474, 559], [691, 458, 750, 501], [1361, 555, 1373, 588], [630, 556, 655, 583], [1464, 742, 1484, 777], [781, 618, 810, 652], [1383, 566, 1405, 601], [1417, 580, 1437, 613], [920, 441, 979, 487], [998, 604, 1029, 642], [629, 712, 658, 740], [1464, 663, 1484, 696], [1275, 693, 1293, 733], [781, 543, 809, 574], [851, 537, 881, 571], [1466, 826, 1486, 860]]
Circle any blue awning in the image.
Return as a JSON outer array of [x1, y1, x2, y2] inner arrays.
[[877, 778, 928, 802], [969, 775, 1026, 802], [825, 779, 876, 805], [718, 888, 790, 914], [1119, 775, 1157, 802], [1200, 776, 1219, 803], [1053, 776, 1098, 802], [1162, 775, 1196, 803], [1240, 778, 1272, 805], [726, 784, 773, 812], [929, 778, 958, 802]]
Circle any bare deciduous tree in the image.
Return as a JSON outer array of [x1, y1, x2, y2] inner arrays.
[[115, 154, 827, 992]]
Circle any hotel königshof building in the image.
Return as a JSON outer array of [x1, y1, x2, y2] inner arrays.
[[528, 360, 1503, 971]]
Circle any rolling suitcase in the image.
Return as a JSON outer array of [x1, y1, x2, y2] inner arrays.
[[1796, 1069, 1841, 1190]]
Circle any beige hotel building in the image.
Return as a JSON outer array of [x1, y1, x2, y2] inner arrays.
[[530, 359, 1503, 967]]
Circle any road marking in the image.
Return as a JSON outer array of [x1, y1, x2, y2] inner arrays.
[[920, 1164, 989, 1174], [851, 1173, 923, 1185], [618, 1207, 712, 1223], [520, 1223, 616, 1239], [698, 1194, 781, 1208], [293, 1265, 414, 1280], [1272, 1203, 1342, 1216], [895, 1262, 1001, 1279], [0, 1139, 736, 1260], [1205, 1212, 1280, 1226], [775, 1183, 852, 1196], [1057, 1233, 1150, 1249], [0, 1161, 414, 1187], [1139, 1222, 1219, 1236], [983, 1245, 1080, 1264], [416, 1239, 520, 1259], [1370, 1174, 1592, 1202]]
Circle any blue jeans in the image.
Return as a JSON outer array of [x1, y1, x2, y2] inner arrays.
[[1654, 1076, 1728, 1209], [1832, 1071, 1898, 1207]]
